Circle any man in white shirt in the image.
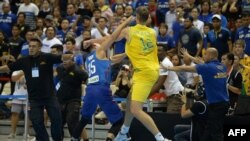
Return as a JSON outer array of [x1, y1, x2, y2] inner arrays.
[[42, 26, 62, 53], [151, 45, 184, 113], [165, 0, 177, 34], [91, 17, 109, 39], [17, 0, 39, 29]]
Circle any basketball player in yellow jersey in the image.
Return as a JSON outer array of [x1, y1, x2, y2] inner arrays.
[[114, 6, 170, 141]]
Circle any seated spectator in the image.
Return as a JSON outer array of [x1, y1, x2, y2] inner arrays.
[[113, 64, 132, 99], [171, 54, 187, 85]]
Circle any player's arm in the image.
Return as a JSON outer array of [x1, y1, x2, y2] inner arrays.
[[110, 53, 127, 64], [165, 65, 197, 73], [96, 16, 133, 58]]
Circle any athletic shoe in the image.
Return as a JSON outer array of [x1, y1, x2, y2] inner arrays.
[[8, 133, 16, 138], [114, 132, 131, 141]]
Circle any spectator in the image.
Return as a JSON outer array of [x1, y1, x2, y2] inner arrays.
[[150, 45, 184, 113], [178, 16, 203, 57], [207, 14, 232, 60], [209, 2, 228, 28], [235, 13, 250, 56], [182, 54, 200, 89], [91, 8, 102, 26], [66, 3, 78, 27], [0, 2, 17, 38], [19, 30, 33, 57], [191, 7, 204, 33], [9, 25, 25, 60], [233, 40, 249, 63], [242, 0, 250, 13], [156, 0, 170, 24], [91, 17, 109, 39], [124, 5, 134, 17], [113, 64, 132, 99], [157, 23, 175, 53], [77, 0, 94, 18], [198, 0, 212, 24], [38, 0, 51, 19], [97, 0, 114, 25], [171, 54, 187, 85], [56, 18, 70, 43], [52, 6, 63, 29], [16, 12, 30, 39], [17, 0, 39, 30], [165, 0, 176, 34], [222, 0, 241, 30], [172, 6, 184, 45], [42, 26, 62, 53], [0, 30, 11, 94]]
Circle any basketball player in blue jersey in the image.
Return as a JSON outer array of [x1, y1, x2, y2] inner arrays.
[[71, 17, 133, 141]]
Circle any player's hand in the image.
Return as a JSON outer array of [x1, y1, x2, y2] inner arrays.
[[83, 39, 92, 49]]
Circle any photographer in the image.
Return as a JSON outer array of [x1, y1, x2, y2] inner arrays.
[[174, 91, 208, 141], [113, 64, 132, 98]]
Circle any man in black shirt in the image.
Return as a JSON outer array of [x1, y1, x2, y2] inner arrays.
[[174, 93, 208, 141], [0, 38, 68, 141], [56, 52, 88, 138]]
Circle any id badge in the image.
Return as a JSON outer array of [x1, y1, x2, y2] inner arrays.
[[55, 82, 61, 91], [32, 67, 39, 78]]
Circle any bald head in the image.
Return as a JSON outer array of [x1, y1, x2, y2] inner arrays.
[[207, 48, 218, 58], [205, 48, 218, 62]]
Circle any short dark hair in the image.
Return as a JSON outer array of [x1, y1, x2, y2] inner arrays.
[[18, 12, 26, 18], [51, 44, 64, 52], [65, 37, 76, 45], [98, 17, 108, 22], [136, 6, 149, 23], [93, 8, 101, 13], [30, 38, 42, 47]]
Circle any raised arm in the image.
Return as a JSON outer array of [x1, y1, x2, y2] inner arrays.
[[96, 16, 132, 58], [110, 53, 127, 64]]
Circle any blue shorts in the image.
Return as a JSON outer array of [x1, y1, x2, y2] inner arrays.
[[81, 85, 123, 124]]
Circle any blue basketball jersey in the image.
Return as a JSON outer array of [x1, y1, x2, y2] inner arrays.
[[85, 51, 111, 85]]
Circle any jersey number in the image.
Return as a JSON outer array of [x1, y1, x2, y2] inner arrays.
[[88, 60, 96, 75], [140, 38, 154, 53]]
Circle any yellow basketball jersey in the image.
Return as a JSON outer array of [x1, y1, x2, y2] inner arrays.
[[125, 24, 159, 72]]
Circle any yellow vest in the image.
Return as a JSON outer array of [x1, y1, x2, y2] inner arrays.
[[125, 24, 159, 72]]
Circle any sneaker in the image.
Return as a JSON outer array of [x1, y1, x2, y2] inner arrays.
[[8, 133, 16, 138], [114, 132, 131, 141], [164, 139, 172, 141]]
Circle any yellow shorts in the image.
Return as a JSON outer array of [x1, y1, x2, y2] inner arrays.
[[131, 70, 159, 102]]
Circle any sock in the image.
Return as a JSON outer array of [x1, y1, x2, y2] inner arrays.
[[120, 125, 130, 134], [106, 137, 113, 141], [155, 132, 165, 141]]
